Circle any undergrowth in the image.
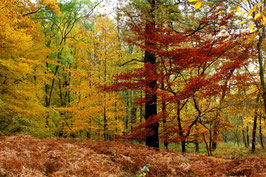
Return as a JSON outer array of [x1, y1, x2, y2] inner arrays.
[[0, 135, 265, 177]]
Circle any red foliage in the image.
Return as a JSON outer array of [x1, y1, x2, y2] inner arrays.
[[108, 2, 254, 145]]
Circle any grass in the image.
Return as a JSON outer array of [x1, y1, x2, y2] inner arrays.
[[132, 140, 265, 159], [212, 142, 266, 159]]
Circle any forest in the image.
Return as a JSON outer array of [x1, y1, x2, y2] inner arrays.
[[0, 0, 265, 176]]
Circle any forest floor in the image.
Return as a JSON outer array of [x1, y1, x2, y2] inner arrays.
[[0, 135, 265, 177]]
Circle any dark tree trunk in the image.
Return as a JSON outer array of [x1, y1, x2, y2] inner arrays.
[[212, 133, 217, 150], [130, 107, 137, 130], [202, 133, 210, 156], [181, 141, 186, 153], [247, 126, 250, 147], [125, 91, 129, 130], [195, 124, 199, 152], [161, 81, 168, 149], [242, 129, 248, 148], [176, 102, 185, 153], [252, 94, 260, 153], [252, 114, 258, 153], [259, 116, 264, 148], [195, 141, 199, 153], [103, 106, 107, 141], [140, 90, 143, 123], [256, 27, 266, 113], [145, 93, 159, 148], [144, 0, 159, 149], [87, 131, 90, 139]]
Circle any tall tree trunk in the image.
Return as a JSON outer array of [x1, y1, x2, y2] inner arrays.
[[251, 114, 258, 153], [195, 124, 199, 152], [87, 131, 90, 139], [162, 82, 168, 149], [144, 0, 159, 148], [247, 125, 250, 147], [176, 101, 185, 153], [125, 92, 129, 130], [103, 107, 107, 141], [181, 141, 186, 154], [241, 116, 248, 148], [195, 141, 199, 153], [256, 23, 266, 113], [140, 90, 143, 123], [252, 94, 260, 153], [259, 115, 264, 148], [212, 131, 217, 150], [103, 46, 108, 141], [202, 133, 210, 156], [242, 129, 248, 148], [130, 107, 137, 130], [45, 62, 50, 127]]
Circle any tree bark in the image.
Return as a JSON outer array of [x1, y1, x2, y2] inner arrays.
[[256, 24, 266, 113], [242, 129, 248, 148], [144, 0, 159, 148], [140, 90, 143, 123], [246, 126, 250, 147], [259, 115, 264, 148], [176, 101, 186, 153], [252, 94, 260, 153], [181, 141, 186, 154], [195, 141, 199, 152], [162, 82, 168, 149]]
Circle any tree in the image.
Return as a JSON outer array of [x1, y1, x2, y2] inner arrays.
[[111, 0, 253, 152], [189, 0, 265, 113], [0, 0, 58, 135], [55, 15, 127, 138]]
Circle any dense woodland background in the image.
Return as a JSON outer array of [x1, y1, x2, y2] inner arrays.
[[0, 0, 265, 160]]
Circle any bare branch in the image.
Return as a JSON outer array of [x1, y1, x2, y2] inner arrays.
[[119, 59, 144, 67]]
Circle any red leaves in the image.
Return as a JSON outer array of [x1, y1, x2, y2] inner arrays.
[[109, 1, 255, 144]]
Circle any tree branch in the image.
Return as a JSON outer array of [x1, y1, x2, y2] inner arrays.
[[119, 59, 144, 67]]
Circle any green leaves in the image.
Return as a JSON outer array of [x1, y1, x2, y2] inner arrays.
[[61, 46, 74, 64]]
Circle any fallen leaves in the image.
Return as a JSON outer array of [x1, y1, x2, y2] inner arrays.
[[0, 135, 265, 176]]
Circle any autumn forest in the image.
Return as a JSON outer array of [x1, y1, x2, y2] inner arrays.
[[0, 0, 265, 176]]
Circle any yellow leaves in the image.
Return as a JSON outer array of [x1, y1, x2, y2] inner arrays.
[[254, 13, 261, 20], [249, 23, 257, 33], [247, 9, 253, 17], [217, 10, 225, 15], [195, 1, 203, 10], [188, 0, 202, 10], [220, 25, 226, 29], [263, 15, 266, 26], [61, 16, 128, 136], [0, 0, 51, 123], [39, 0, 60, 13], [258, 2, 262, 8], [263, 15, 266, 22], [236, 6, 240, 12], [238, 21, 247, 25]]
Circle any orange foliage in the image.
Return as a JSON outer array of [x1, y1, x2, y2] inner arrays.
[[0, 135, 265, 177]]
